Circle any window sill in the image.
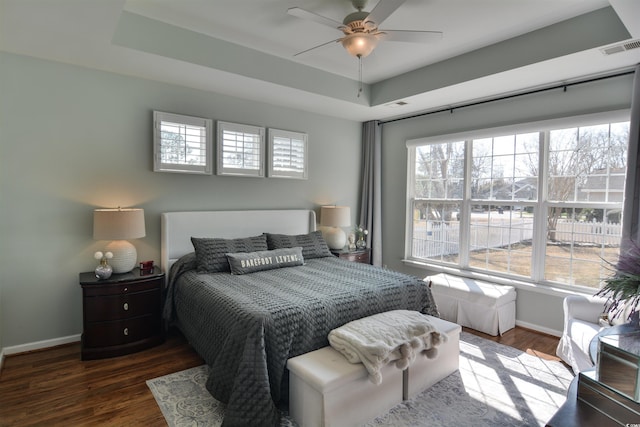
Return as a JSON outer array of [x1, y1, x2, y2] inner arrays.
[[402, 258, 598, 299]]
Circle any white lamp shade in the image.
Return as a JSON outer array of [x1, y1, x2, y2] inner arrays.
[[320, 206, 351, 227], [93, 208, 146, 240], [93, 208, 145, 273]]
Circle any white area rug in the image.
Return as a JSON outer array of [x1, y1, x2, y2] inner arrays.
[[147, 332, 574, 426]]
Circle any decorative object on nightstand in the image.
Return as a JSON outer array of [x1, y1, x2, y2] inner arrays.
[[355, 224, 368, 250], [320, 205, 351, 250], [93, 251, 113, 280], [139, 260, 154, 274], [347, 232, 356, 251], [331, 248, 371, 264], [79, 267, 165, 360], [93, 207, 146, 273]]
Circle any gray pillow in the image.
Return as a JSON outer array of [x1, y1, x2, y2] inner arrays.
[[265, 230, 333, 259], [226, 247, 304, 275], [191, 235, 269, 273]]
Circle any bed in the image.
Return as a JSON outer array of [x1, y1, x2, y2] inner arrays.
[[161, 209, 439, 427]]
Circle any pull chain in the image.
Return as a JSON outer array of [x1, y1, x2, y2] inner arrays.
[[357, 55, 363, 98]]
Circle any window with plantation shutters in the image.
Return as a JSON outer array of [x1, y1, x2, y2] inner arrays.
[[153, 111, 212, 174], [268, 129, 308, 179], [217, 121, 265, 177]]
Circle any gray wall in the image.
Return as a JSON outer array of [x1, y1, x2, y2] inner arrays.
[[380, 73, 634, 334], [1, 51, 633, 351], [0, 52, 362, 349]]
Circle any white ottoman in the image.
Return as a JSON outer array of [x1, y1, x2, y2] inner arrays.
[[427, 273, 516, 336], [404, 315, 461, 399], [287, 346, 403, 427], [286, 315, 461, 427]]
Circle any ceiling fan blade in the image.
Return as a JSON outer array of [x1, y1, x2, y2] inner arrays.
[[287, 7, 343, 30], [378, 29, 443, 43], [365, 0, 406, 25], [293, 38, 343, 57]]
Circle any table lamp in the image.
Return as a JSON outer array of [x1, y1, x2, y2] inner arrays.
[[320, 206, 351, 250], [93, 207, 146, 273]]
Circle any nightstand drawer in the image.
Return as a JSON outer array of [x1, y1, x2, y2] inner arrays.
[[84, 289, 161, 322], [82, 277, 161, 297], [83, 315, 160, 348], [345, 251, 370, 263], [331, 249, 371, 264]]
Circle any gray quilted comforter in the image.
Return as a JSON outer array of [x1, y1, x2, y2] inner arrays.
[[163, 253, 439, 427]]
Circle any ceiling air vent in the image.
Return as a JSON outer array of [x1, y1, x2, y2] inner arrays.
[[601, 40, 640, 55]]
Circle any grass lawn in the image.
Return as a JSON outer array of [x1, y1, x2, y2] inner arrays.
[[437, 242, 619, 288]]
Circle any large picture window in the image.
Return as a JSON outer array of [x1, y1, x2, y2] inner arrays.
[[406, 111, 630, 290]]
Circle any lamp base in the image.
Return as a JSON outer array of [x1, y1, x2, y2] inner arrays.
[[324, 227, 346, 250], [105, 240, 137, 274]]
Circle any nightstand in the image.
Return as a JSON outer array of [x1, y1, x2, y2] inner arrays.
[[79, 267, 165, 360], [330, 248, 371, 264]]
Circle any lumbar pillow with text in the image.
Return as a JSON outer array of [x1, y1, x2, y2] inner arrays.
[[226, 247, 304, 275]]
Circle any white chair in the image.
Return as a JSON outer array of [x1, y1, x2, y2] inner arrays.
[[556, 295, 607, 374]]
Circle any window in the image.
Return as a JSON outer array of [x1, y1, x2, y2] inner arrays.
[[406, 111, 630, 290], [268, 129, 308, 179], [153, 111, 212, 174], [217, 121, 265, 177]]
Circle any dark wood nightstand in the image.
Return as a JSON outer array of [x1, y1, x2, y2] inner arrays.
[[79, 267, 165, 360], [330, 248, 371, 264]]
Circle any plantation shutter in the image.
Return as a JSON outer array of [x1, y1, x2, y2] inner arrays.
[[268, 129, 308, 179], [153, 111, 212, 174], [217, 121, 265, 177]]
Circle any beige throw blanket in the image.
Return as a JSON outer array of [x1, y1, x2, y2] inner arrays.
[[328, 310, 447, 385]]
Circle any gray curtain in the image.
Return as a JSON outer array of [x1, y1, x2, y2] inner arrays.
[[359, 120, 382, 266], [622, 64, 640, 249]]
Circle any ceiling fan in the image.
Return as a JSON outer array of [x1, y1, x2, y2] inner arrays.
[[287, 0, 443, 59]]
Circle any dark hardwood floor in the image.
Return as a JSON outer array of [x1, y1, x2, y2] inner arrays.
[[0, 326, 564, 426]]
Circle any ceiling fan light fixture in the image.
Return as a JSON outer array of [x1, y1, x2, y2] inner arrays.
[[341, 32, 379, 58]]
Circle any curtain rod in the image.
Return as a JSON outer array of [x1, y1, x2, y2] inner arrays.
[[379, 69, 636, 125]]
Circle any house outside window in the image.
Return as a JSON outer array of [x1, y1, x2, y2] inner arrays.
[[406, 111, 630, 290]]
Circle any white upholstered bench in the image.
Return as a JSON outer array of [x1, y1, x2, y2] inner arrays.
[[286, 315, 461, 427], [426, 273, 516, 336]]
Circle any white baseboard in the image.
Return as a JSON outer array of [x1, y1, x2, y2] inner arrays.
[[515, 320, 562, 338], [2, 334, 81, 356]]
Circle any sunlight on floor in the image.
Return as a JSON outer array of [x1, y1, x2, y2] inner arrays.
[[459, 339, 574, 425]]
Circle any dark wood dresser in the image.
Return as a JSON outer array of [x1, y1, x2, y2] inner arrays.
[[79, 267, 165, 360]]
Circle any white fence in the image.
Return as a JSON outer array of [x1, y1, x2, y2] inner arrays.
[[412, 218, 620, 258], [554, 220, 622, 246]]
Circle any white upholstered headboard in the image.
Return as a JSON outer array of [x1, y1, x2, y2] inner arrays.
[[160, 209, 317, 273]]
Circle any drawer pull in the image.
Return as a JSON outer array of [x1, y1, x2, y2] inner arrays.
[[123, 328, 129, 336], [124, 287, 128, 292], [123, 302, 129, 311]]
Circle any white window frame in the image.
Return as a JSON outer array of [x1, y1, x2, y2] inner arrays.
[[217, 121, 265, 177], [405, 109, 630, 291], [267, 128, 308, 180], [153, 111, 213, 174]]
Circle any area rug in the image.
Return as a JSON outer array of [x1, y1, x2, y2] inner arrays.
[[147, 332, 574, 426]]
